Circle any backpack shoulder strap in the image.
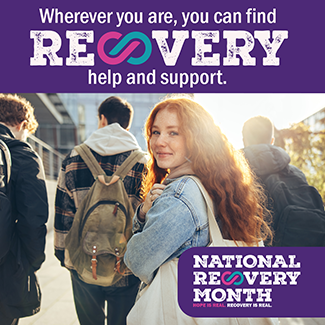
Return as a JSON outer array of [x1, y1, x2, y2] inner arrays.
[[0, 139, 11, 184], [113, 150, 145, 180], [74, 144, 105, 179]]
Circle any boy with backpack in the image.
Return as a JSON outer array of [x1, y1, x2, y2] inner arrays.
[[242, 115, 325, 247], [54, 96, 146, 325], [0, 93, 48, 325]]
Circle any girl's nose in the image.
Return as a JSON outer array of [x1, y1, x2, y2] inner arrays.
[[155, 133, 168, 147]]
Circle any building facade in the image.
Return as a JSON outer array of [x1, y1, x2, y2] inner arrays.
[[58, 93, 167, 150]]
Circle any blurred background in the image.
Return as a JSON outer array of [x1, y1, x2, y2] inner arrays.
[[12, 92, 325, 203]]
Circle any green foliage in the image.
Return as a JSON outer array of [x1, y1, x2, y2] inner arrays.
[[275, 122, 325, 204]]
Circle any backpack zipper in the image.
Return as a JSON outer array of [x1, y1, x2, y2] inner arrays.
[[79, 200, 127, 236]]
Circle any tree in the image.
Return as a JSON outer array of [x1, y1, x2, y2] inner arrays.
[[275, 121, 325, 204]]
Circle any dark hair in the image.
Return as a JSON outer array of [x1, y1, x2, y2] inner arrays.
[[98, 96, 133, 129], [242, 116, 274, 146]]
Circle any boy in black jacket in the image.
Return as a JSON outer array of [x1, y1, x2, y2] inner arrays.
[[0, 94, 48, 325], [242, 115, 324, 246]]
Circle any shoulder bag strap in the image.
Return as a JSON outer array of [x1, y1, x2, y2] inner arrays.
[[186, 176, 226, 247], [0, 139, 12, 185]]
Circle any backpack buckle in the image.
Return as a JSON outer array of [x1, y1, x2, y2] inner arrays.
[[91, 246, 98, 280]]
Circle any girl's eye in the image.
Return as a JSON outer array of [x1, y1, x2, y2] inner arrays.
[[152, 130, 160, 135], [170, 131, 179, 136]]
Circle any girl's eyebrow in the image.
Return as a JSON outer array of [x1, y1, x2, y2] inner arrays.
[[152, 124, 179, 129]]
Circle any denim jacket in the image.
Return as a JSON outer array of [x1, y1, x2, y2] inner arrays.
[[124, 176, 210, 284]]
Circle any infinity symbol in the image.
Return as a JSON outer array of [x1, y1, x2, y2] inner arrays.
[[221, 271, 244, 285], [97, 31, 152, 65]]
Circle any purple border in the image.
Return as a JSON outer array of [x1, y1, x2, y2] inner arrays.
[[1, 1, 324, 92]]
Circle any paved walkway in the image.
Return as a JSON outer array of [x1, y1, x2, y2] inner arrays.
[[20, 230, 79, 325], [19, 230, 324, 325], [18, 180, 325, 325]]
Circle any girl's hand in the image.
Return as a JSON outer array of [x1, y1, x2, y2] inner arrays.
[[142, 183, 166, 214]]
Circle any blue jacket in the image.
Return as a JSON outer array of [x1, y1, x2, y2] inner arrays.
[[124, 176, 210, 284]]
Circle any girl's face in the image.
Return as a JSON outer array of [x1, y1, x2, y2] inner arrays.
[[150, 107, 188, 172]]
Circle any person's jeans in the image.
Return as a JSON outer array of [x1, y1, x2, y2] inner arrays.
[[70, 270, 140, 325]]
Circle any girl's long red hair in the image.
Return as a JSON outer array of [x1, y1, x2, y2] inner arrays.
[[142, 96, 272, 245]]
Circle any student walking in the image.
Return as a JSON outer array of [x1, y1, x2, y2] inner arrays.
[[54, 96, 146, 325], [125, 96, 277, 325], [0, 94, 48, 325], [242, 116, 325, 246]]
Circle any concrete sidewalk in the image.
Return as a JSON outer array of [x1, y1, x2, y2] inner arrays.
[[19, 230, 78, 325], [16, 180, 324, 325], [18, 230, 324, 325]]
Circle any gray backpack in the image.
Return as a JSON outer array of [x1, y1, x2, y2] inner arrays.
[[65, 144, 144, 286]]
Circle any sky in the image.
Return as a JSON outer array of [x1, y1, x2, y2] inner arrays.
[[194, 93, 325, 149]]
